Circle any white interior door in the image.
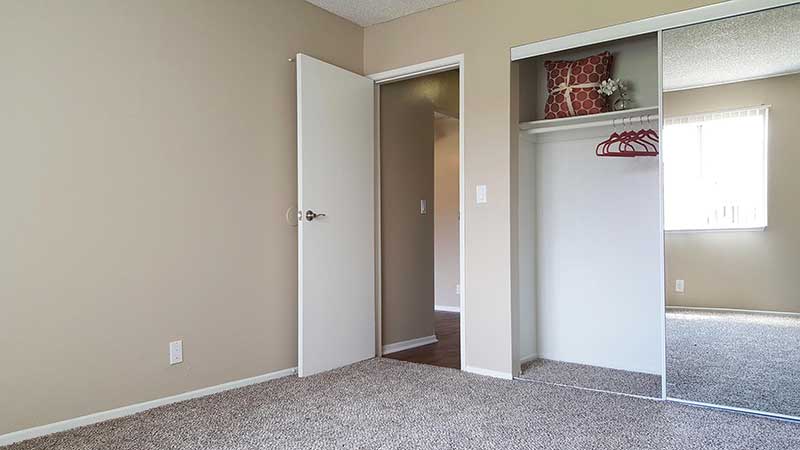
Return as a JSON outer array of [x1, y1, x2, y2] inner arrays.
[[297, 54, 375, 377]]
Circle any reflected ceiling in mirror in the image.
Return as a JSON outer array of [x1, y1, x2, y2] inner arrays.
[[663, 4, 800, 91]]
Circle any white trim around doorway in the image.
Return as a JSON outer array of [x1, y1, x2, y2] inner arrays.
[[368, 54, 468, 373]]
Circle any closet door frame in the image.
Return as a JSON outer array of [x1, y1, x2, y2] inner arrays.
[[509, 0, 800, 414], [510, 0, 798, 62]]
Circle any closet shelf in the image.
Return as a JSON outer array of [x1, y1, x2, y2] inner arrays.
[[519, 106, 659, 135]]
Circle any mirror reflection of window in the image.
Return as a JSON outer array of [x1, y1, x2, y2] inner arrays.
[[663, 107, 768, 231]]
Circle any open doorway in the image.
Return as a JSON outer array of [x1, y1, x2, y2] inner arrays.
[[377, 68, 462, 370]]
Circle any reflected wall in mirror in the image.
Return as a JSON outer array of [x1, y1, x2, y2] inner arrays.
[[663, 3, 800, 418]]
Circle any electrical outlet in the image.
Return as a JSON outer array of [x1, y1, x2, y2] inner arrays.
[[675, 279, 685, 294], [169, 340, 183, 365]]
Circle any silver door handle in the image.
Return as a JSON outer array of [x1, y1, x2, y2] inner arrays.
[[305, 210, 326, 221]]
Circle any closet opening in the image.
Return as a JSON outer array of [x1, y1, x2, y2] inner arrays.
[[511, 32, 664, 397], [377, 68, 462, 370]]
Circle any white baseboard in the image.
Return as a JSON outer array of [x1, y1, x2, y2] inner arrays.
[[382, 335, 438, 355], [667, 306, 800, 317], [463, 365, 513, 380], [434, 305, 460, 313], [0, 366, 297, 447], [520, 354, 538, 364]]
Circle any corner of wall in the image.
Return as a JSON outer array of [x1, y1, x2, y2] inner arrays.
[[361, 26, 368, 75]]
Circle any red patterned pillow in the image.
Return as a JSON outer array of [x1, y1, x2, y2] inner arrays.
[[544, 51, 613, 119]]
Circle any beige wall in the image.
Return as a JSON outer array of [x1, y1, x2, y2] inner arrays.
[[0, 0, 362, 436], [664, 74, 800, 313], [434, 117, 461, 309], [364, 0, 721, 375], [380, 79, 435, 345], [380, 71, 459, 346], [2, 0, 742, 436]]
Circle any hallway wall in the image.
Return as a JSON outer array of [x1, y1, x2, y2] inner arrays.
[[434, 116, 461, 310], [380, 71, 459, 346]]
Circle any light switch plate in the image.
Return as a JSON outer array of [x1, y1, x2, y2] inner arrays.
[[169, 340, 183, 365], [476, 185, 487, 204], [675, 279, 685, 293], [420, 199, 427, 215]]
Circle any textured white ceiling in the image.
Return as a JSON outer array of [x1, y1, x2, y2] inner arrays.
[[306, 0, 458, 26], [663, 4, 800, 91]]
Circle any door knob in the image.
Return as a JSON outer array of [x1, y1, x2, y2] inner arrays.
[[305, 210, 326, 221]]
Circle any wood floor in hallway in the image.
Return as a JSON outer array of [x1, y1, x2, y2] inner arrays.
[[384, 311, 460, 369]]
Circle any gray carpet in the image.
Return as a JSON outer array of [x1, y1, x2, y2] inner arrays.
[[6, 358, 800, 450], [667, 308, 800, 417], [519, 358, 662, 398]]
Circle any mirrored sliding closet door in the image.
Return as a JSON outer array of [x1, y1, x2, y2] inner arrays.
[[662, 3, 800, 418]]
